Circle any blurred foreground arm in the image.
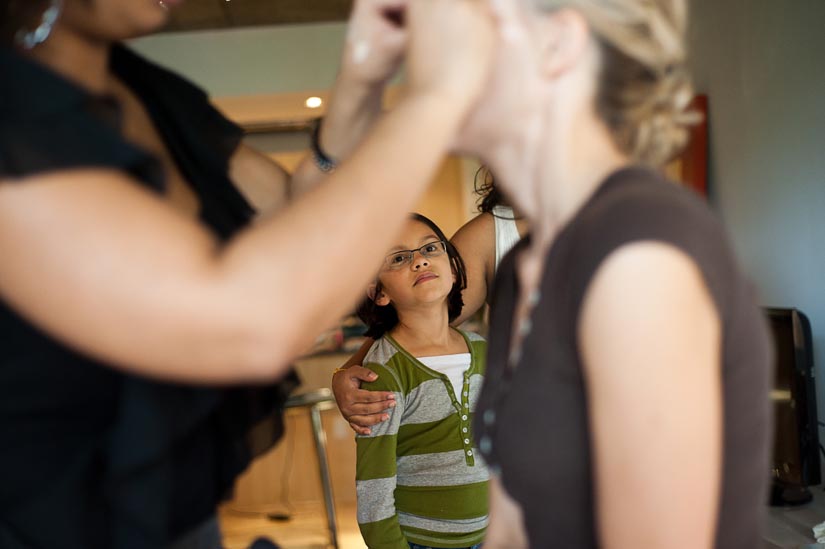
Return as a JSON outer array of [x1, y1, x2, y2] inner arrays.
[[0, 0, 496, 386]]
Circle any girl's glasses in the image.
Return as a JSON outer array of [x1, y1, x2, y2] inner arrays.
[[384, 241, 447, 270]]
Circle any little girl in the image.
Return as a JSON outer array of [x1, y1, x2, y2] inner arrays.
[[355, 214, 488, 549]]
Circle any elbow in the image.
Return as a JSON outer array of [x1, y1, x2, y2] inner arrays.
[[237, 339, 293, 383], [210, 322, 295, 384], [224, 319, 307, 384]]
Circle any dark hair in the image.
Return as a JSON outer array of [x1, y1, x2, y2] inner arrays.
[[1, 1, 51, 48], [357, 213, 467, 339], [473, 166, 523, 229], [473, 166, 506, 214]]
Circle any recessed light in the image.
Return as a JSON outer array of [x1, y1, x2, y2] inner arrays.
[[305, 96, 323, 109]]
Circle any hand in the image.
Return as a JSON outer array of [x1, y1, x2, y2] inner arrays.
[[406, 0, 496, 111], [340, 0, 409, 88], [331, 365, 396, 435]]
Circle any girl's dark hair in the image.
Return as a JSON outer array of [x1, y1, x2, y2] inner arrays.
[[357, 213, 467, 339], [474, 166, 521, 226], [473, 166, 506, 214], [1, 1, 50, 48]]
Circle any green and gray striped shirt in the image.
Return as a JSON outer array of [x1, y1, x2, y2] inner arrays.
[[356, 330, 488, 549]]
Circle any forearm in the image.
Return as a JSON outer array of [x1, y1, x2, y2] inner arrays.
[[0, 93, 465, 387], [290, 76, 385, 197], [323, 74, 386, 160]]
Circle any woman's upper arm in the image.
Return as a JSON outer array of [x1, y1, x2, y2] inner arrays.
[[578, 241, 722, 549], [229, 143, 333, 219], [228, 143, 291, 217], [0, 170, 278, 384], [450, 212, 496, 324]]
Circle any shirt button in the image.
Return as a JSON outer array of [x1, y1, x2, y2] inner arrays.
[[462, 427, 468, 433], [464, 438, 470, 444], [483, 409, 496, 426], [461, 415, 468, 421], [466, 450, 473, 457], [463, 391, 468, 397]]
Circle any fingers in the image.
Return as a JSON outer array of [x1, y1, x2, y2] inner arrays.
[[487, 0, 520, 23], [347, 410, 393, 436], [337, 389, 395, 420], [342, 394, 395, 435], [345, 396, 397, 417], [343, 1, 408, 86], [486, 0, 530, 44], [344, 364, 383, 383], [368, 0, 409, 27], [345, 388, 395, 404], [349, 422, 373, 436], [331, 364, 396, 425], [405, 0, 496, 107]]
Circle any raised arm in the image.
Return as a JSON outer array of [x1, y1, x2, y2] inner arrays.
[[229, 0, 410, 216], [578, 242, 722, 549], [449, 211, 497, 325], [0, 0, 495, 386]]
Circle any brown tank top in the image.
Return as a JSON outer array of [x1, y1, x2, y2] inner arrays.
[[474, 166, 773, 548]]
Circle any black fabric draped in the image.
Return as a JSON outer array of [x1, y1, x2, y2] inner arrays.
[[0, 45, 299, 548]]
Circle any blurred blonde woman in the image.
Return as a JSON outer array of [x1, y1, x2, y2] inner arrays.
[[454, 1, 772, 548]]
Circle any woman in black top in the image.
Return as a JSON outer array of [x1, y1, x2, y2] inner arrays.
[[459, 1, 769, 548], [0, 0, 496, 547]]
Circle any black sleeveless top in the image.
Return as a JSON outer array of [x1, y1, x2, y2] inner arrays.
[[474, 167, 773, 548], [0, 46, 298, 548]]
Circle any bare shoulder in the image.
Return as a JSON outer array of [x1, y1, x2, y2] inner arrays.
[[580, 241, 716, 333], [450, 211, 496, 262], [583, 241, 712, 313], [579, 239, 721, 379], [578, 240, 723, 548], [451, 210, 495, 242]]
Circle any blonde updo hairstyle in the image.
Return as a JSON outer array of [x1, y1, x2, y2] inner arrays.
[[535, 0, 696, 167]]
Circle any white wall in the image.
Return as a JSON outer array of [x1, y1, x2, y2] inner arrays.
[[688, 1, 825, 419], [130, 22, 347, 96]]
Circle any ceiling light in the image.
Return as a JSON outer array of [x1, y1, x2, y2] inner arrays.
[[305, 97, 323, 109]]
